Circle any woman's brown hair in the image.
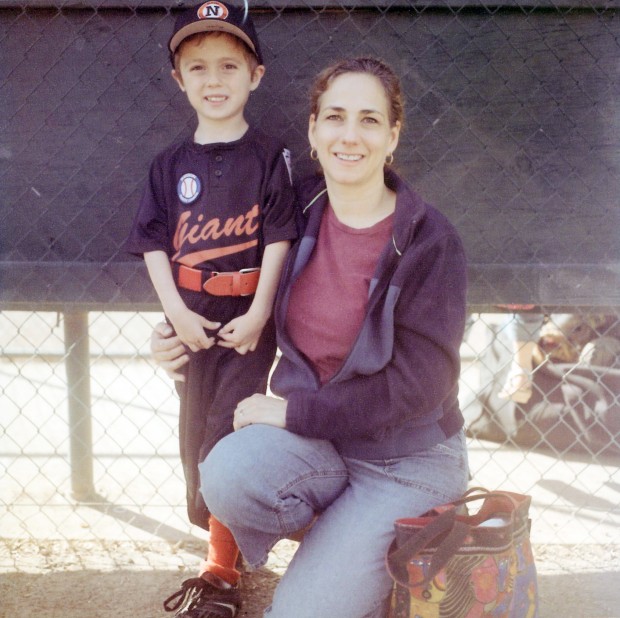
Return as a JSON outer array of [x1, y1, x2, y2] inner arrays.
[[309, 57, 404, 128]]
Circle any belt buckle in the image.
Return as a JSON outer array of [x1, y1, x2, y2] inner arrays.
[[208, 268, 260, 296], [210, 268, 259, 276], [239, 267, 260, 296]]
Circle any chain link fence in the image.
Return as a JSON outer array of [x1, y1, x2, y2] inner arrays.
[[1, 1, 619, 615]]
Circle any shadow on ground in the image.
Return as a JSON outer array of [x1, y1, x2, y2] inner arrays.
[[1, 569, 619, 618], [0, 568, 280, 618]]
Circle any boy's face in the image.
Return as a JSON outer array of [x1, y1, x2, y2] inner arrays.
[[172, 33, 264, 128]]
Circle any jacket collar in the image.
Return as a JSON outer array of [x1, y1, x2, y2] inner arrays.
[[300, 169, 428, 255]]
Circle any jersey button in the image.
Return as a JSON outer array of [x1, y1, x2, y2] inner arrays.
[[215, 155, 223, 162], [215, 170, 223, 177]]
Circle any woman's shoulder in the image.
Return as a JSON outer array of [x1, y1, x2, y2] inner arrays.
[[391, 172, 464, 252]]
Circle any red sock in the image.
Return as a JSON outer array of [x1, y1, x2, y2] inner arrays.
[[199, 515, 241, 586]]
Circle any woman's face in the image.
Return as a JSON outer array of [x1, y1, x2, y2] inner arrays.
[[308, 72, 400, 190]]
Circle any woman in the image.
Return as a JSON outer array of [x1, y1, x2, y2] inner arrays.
[[153, 57, 469, 618]]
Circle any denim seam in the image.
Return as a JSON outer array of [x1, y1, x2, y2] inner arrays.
[[384, 477, 457, 503], [274, 469, 348, 499], [270, 469, 348, 539]]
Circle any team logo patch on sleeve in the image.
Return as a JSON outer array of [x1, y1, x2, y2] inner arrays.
[[178, 173, 201, 204]]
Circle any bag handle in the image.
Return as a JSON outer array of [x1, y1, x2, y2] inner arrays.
[[386, 507, 470, 587], [452, 488, 522, 511], [387, 490, 525, 588]]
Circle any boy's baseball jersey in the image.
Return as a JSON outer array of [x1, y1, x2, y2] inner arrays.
[[125, 127, 296, 529], [126, 127, 296, 324]]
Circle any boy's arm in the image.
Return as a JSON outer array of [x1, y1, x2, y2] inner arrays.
[[144, 250, 220, 352], [217, 240, 291, 354], [249, 240, 291, 323]]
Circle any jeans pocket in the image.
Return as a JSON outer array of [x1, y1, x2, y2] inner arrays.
[[383, 432, 469, 501]]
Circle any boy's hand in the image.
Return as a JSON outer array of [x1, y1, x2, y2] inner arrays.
[[168, 307, 221, 353], [217, 312, 266, 355]]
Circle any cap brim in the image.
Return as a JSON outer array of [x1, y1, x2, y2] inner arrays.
[[169, 22, 258, 60]]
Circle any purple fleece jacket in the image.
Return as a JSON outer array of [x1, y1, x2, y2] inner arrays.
[[270, 170, 468, 459]]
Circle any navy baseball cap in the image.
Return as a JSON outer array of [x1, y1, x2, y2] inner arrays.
[[169, 1, 263, 65]]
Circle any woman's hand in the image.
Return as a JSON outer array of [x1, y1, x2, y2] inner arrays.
[[233, 394, 287, 431], [150, 322, 190, 382]]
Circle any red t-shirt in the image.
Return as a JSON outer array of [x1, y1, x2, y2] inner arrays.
[[286, 204, 394, 383]]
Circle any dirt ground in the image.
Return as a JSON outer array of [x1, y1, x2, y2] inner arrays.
[[1, 538, 619, 617], [0, 538, 294, 618]]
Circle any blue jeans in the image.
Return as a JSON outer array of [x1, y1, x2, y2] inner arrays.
[[199, 425, 469, 618]]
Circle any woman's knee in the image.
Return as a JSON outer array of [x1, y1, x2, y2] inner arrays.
[[199, 430, 254, 515], [199, 425, 295, 516], [200, 425, 349, 524]]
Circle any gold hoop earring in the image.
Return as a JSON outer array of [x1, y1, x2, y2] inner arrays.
[[310, 148, 318, 161], [385, 153, 394, 166]]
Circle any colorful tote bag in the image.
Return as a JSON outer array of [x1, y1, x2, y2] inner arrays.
[[387, 488, 538, 618]]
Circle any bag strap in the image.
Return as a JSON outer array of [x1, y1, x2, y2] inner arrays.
[[452, 489, 521, 511], [386, 508, 470, 587], [462, 486, 489, 497], [386, 490, 527, 588]]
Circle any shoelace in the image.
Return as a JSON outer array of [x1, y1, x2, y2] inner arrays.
[[163, 577, 208, 612]]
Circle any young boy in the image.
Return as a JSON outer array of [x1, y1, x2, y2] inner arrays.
[[125, 3, 296, 616]]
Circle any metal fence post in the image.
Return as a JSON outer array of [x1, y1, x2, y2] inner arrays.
[[63, 311, 96, 500]]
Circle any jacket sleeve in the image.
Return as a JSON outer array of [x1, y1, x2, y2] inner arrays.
[[284, 231, 468, 441]]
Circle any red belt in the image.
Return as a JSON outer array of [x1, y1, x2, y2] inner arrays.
[[176, 264, 260, 296]]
